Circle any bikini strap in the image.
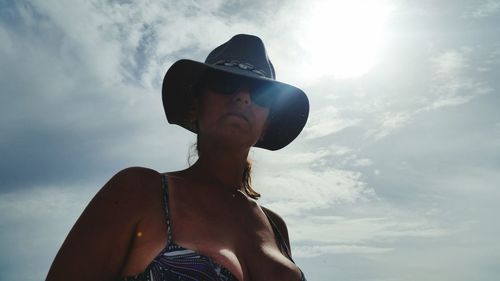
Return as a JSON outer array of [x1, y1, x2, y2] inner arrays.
[[262, 208, 294, 263], [160, 174, 174, 245]]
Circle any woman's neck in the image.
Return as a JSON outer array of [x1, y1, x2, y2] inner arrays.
[[190, 142, 249, 192]]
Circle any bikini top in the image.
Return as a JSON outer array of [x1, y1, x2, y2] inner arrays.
[[121, 174, 306, 281]]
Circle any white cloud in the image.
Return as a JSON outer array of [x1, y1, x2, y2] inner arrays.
[[278, 149, 332, 166], [365, 111, 412, 140], [304, 106, 361, 139], [0, 26, 15, 56], [291, 216, 448, 244], [254, 145, 376, 216], [351, 158, 373, 167], [485, 44, 500, 66], [0, 186, 90, 222], [463, 0, 500, 18], [431, 50, 467, 79], [26, 0, 123, 83], [287, 214, 451, 258], [0, 184, 96, 280], [25, 0, 263, 90], [0, 0, 265, 189], [361, 47, 492, 142], [328, 144, 355, 156], [257, 168, 374, 216], [294, 244, 393, 257], [426, 49, 491, 110]]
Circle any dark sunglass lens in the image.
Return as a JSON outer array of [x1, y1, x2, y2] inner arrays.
[[223, 78, 242, 95], [204, 74, 241, 95], [251, 83, 273, 107], [202, 73, 273, 107]]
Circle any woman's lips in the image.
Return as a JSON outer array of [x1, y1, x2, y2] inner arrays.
[[224, 112, 249, 122]]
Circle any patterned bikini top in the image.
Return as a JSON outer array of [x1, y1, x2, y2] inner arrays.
[[121, 174, 307, 281]]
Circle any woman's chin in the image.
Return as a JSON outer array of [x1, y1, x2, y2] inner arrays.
[[214, 129, 257, 150]]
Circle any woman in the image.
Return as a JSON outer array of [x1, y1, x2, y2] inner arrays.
[[46, 34, 309, 281]]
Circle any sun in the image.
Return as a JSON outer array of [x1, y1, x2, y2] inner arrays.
[[299, 0, 393, 80]]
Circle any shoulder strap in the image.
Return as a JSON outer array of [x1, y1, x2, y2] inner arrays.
[[262, 208, 294, 262], [160, 174, 174, 245]]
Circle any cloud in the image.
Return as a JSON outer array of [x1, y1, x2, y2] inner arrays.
[[0, 184, 95, 280], [0, 0, 263, 190], [254, 145, 376, 217], [431, 50, 467, 78], [350, 158, 373, 167], [485, 44, 500, 66], [365, 111, 412, 140], [263, 168, 373, 211], [360, 47, 493, 142], [426, 49, 492, 110], [288, 41, 494, 148], [303, 106, 361, 139], [292, 216, 449, 243], [463, 0, 500, 18], [289, 215, 449, 258], [25, 0, 238, 87], [294, 244, 393, 257]]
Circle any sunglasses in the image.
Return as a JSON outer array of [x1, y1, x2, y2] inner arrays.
[[197, 72, 274, 108]]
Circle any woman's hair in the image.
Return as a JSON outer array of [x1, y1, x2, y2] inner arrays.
[[191, 137, 261, 200], [241, 159, 261, 199]]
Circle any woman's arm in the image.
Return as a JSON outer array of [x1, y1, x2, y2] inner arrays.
[[46, 167, 158, 281]]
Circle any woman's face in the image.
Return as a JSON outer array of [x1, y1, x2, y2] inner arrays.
[[195, 78, 270, 149]]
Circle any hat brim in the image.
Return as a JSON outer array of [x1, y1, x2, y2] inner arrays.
[[162, 59, 309, 151]]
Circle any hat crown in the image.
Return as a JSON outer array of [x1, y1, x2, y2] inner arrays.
[[205, 34, 276, 79]]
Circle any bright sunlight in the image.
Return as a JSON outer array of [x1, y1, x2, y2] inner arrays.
[[299, 0, 393, 80]]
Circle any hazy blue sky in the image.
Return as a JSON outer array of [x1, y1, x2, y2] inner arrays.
[[1, 0, 499, 280]]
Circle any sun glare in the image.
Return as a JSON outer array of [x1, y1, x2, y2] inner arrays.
[[299, 0, 392, 80]]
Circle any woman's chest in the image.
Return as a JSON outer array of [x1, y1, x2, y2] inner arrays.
[[121, 204, 302, 281], [174, 219, 302, 280]]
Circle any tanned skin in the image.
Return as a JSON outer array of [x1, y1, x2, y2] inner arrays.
[[46, 85, 301, 281]]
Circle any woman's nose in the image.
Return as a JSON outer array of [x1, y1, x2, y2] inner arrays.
[[233, 86, 251, 105]]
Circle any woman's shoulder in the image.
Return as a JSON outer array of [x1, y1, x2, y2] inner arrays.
[[45, 166, 163, 280], [104, 166, 162, 204], [113, 166, 161, 181], [109, 166, 162, 190], [260, 206, 291, 249]]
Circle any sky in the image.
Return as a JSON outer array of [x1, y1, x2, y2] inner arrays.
[[1, 0, 500, 280]]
